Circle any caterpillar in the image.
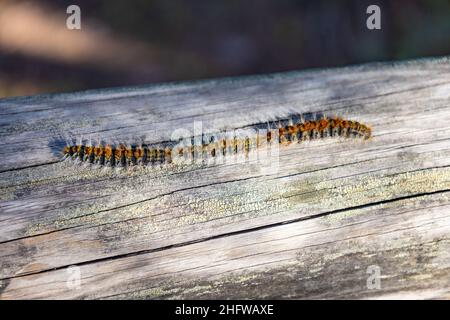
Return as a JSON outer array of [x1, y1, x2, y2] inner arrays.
[[62, 114, 371, 167]]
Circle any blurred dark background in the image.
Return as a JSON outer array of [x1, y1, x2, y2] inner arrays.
[[0, 0, 449, 98]]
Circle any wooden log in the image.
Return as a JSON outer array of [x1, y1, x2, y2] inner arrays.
[[1, 57, 450, 299]]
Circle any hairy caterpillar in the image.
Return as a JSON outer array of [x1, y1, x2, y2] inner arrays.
[[62, 114, 371, 167]]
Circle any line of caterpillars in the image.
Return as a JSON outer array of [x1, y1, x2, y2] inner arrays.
[[63, 115, 372, 166]]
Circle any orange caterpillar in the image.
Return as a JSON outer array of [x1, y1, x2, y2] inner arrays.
[[63, 114, 371, 166]]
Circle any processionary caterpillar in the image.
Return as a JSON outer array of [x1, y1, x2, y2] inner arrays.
[[62, 113, 372, 167]]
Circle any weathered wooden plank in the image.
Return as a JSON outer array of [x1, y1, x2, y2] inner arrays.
[[2, 192, 449, 299], [1, 57, 450, 299]]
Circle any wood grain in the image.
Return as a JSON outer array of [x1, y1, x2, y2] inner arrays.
[[1, 57, 450, 299]]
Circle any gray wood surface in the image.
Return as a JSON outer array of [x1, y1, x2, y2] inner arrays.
[[1, 57, 450, 299]]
